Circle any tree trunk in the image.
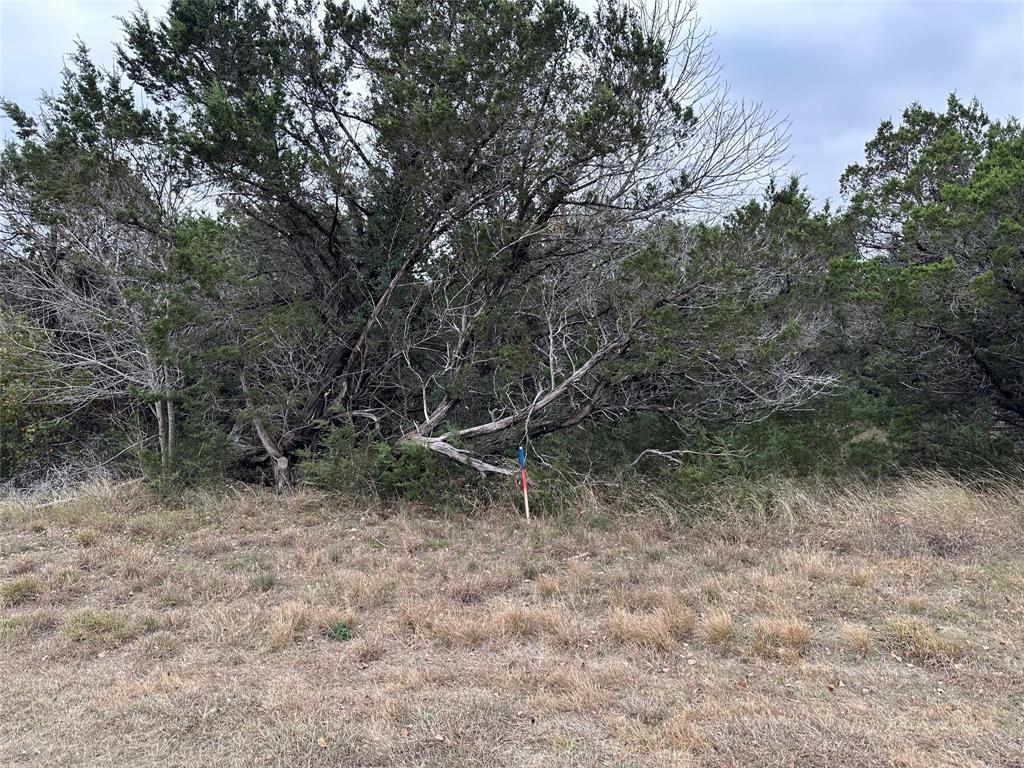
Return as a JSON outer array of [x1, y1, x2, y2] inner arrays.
[[154, 401, 167, 469], [166, 398, 175, 466], [271, 455, 292, 491], [241, 373, 292, 490], [401, 434, 514, 476]]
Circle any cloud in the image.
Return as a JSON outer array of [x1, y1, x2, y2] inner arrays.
[[0, 1, 163, 113], [959, 8, 1024, 119], [2, 0, 1021, 208], [699, 0, 898, 38], [700, 0, 1024, 204]]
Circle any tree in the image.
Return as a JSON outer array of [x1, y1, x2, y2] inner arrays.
[[834, 95, 1024, 447], [114, 0, 795, 484], [0, 45, 226, 475]]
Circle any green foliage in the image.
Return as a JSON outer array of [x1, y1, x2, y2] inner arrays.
[[140, 418, 237, 493], [372, 442, 482, 506], [0, 313, 71, 481], [1, 0, 1021, 496], [834, 95, 1024, 456], [638, 383, 1017, 504], [297, 420, 379, 494], [299, 421, 484, 506], [326, 620, 354, 642]]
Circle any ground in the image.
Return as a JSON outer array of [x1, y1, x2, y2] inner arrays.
[[0, 477, 1022, 767]]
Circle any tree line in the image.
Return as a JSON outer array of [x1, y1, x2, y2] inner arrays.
[[1, 0, 1021, 497]]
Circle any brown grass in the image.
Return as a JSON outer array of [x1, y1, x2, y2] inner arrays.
[[0, 475, 1021, 767], [265, 601, 352, 650], [536, 572, 560, 597], [606, 607, 676, 651], [752, 617, 812, 660], [702, 609, 735, 646], [841, 623, 874, 657], [662, 710, 702, 751]]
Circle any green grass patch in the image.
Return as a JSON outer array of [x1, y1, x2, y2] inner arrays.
[[326, 620, 354, 642], [251, 571, 279, 593], [227, 552, 279, 592], [61, 609, 145, 650], [0, 616, 31, 645], [883, 616, 972, 664], [227, 552, 274, 572], [0, 576, 42, 607]]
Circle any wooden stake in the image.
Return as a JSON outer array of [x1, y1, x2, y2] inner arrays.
[[518, 446, 530, 522]]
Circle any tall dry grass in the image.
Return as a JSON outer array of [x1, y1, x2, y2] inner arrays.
[[684, 471, 1024, 556], [1, 472, 1022, 767]]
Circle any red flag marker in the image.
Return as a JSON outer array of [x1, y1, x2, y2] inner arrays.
[[518, 446, 530, 522]]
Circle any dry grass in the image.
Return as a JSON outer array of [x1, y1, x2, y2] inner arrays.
[[0, 575, 42, 607], [606, 607, 677, 651], [702, 609, 735, 646], [0, 475, 1022, 767], [752, 617, 812, 660], [662, 710, 702, 751], [882, 616, 973, 665], [841, 623, 874, 657], [265, 601, 352, 651]]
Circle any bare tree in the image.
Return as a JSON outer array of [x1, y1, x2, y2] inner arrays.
[[0, 47, 206, 471]]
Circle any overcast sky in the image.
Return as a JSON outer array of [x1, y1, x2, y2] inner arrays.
[[1, 0, 1022, 206]]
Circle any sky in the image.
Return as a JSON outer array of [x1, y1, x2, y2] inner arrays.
[[1, 0, 1022, 207]]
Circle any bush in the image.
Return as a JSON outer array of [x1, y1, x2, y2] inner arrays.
[[373, 441, 484, 507], [300, 422, 486, 507], [297, 419, 378, 494]]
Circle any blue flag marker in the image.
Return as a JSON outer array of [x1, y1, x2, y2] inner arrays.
[[518, 446, 530, 522]]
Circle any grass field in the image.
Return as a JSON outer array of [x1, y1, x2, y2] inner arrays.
[[1, 477, 1022, 767]]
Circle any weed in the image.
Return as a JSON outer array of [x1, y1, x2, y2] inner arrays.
[[266, 602, 351, 650], [0, 617, 31, 645], [327, 620, 354, 641], [61, 609, 143, 650], [251, 571, 279, 593], [0, 576, 42, 607], [227, 552, 278, 592], [658, 601, 696, 640], [849, 568, 874, 588], [883, 617, 971, 664], [841, 624, 873, 657], [663, 711, 701, 750], [702, 610, 734, 646], [227, 552, 274, 573], [519, 558, 542, 581], [606, 608, 675, 651], [73, 528, 100, 547], [139, 631, 181, 658], [536, 573, 560, 598]]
